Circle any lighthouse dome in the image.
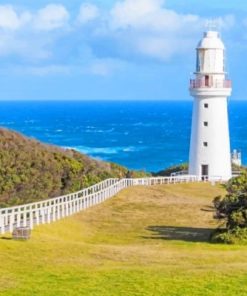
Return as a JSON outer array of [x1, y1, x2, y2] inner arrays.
[[197, 31, 225, 50]]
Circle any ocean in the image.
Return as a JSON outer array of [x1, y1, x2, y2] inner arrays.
[[0, 100, 246, 172]]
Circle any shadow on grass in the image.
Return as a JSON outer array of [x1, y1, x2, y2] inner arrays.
[[144, 226, 214, 243], [200, 205, 215, 212], [0, 236, 12, 240]]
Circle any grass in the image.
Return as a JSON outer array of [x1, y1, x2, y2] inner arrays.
[[1, 183, 247, 296]]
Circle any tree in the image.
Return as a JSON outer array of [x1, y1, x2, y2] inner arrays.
[[213, 170, 247, 243], [214, 170, 247, 229]]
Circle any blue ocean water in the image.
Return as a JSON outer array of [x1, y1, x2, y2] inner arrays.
[[0, 100, 246, 172]]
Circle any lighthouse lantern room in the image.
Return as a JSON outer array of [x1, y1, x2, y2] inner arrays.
[[189, 30, 232, 181]]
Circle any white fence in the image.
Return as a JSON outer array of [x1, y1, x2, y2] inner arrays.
[[0, 175, 205, 235]]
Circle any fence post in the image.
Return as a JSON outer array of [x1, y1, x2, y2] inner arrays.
[[23, 208, 27, 227], [0, 213, 4, 234], [29, 211, 33, 229], [35, 206, 40, 226], [47, 207, 51, 224], [16, 208, 21, 228], [41, 208, 45, 224]]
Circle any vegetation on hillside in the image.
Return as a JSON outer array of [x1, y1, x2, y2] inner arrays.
[[153, 163, 188, 176], [0, 128, 147, 207], [213, 170, 247, 244]]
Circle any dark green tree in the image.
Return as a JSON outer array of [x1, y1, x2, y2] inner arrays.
[[214, 170, 247, 229]]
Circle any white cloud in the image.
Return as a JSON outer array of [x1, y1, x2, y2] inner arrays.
[[0, 1, 237, 75], [0, 4, 70, 60], [109, 0, 236, 60], [111, 0, 163, 30], [109, 0, 202, 60], [110, 0, 234, 33], [110, 0, 203, 33], [34, 4, 69, 31], [0, 5, 32, 30], [77, 3, 99, 24], [0, 4, 70, 32], [0, 32, 52, 59]]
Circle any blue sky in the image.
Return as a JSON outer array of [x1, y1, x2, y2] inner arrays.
[[0, 0, 247, 100]]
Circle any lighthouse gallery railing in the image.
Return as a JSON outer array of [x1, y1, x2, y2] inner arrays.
[[190, 79, 232, 89]]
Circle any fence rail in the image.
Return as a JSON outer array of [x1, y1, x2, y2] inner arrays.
[[0, 175, 212, 235]]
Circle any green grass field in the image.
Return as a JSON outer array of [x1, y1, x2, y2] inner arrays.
[[1, 183, 247, 296]]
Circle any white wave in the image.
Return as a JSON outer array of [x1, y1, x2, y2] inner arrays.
[[85, 129, 104, 133], [65, 145, 143, 156], [71, 146, 120, 155], [24, 120, 36, 124], [133, 122, 143, 126], [123, 146, 137, 152], [85, 128, 115, 134]]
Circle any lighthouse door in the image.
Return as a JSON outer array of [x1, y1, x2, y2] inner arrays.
[[201, 165, 209, 180]]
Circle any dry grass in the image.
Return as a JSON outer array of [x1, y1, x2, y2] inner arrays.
[[1, 183, 247, 296]]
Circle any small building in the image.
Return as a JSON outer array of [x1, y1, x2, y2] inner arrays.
[[231, 149, 242, 167]]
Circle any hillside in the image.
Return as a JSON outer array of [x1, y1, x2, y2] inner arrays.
[[2, 183, 246, 296], [0, 128, 146, 207]]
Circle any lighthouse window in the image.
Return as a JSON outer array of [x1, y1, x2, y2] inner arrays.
[[204, 121, 208, 127], [204, 103, 208, 108], [203, 142, 208, 147]]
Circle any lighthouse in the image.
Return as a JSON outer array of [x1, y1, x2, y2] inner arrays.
[[189, 30, 232, 181]]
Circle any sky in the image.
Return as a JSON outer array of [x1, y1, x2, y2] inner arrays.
[[0, 0, 247, 100]]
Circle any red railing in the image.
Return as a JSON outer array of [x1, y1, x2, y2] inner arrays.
[[190, 79, 232, 89]]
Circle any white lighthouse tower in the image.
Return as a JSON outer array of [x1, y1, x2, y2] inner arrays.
[[189, 30, 232, 181]]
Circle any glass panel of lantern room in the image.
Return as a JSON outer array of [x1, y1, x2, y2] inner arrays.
[[196, 50, 200, 72], [199, 50, 205, 72]]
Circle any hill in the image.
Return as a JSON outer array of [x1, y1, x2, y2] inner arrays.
[[2, 183, 247, 296], [0, 128, 147, 207]]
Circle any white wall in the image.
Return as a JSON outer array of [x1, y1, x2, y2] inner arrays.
[[189, 95, 232, 180]]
